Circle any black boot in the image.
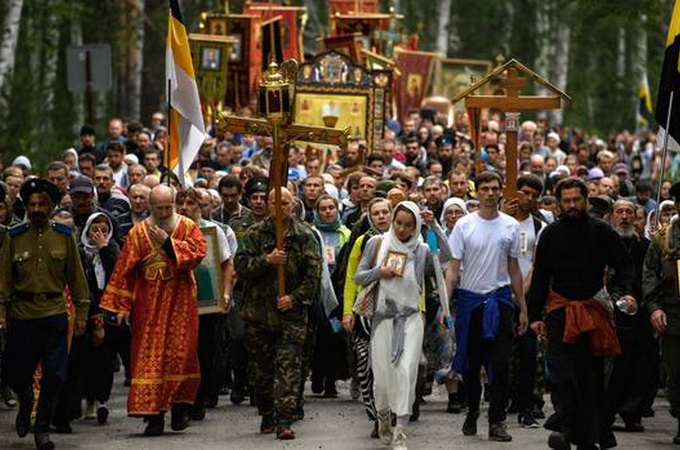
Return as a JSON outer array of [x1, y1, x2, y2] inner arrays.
[[15, 388, 33, 438], [463, 409, 480, 436], [230, 369, 247, 405], [674, 418, 680, 444], [447, 392, 462, 414], [170, 403, 190, 431], [33, 431, 55, 450], [323, 378, 338, 398], [143, 414, 165, 436]]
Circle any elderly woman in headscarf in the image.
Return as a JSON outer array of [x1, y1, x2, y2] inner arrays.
[[354, 201, 430, 450], [441, 197, 468, 237], [63, 148, 79, 172], [309, 194, 352, 397], [645, 200, 677, 239], [80, 212, 120, 424], [342, 197, 392, 438]]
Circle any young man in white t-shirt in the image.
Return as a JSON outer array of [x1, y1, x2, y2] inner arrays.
[[501, 174, 547, 429], [444, 171, 528, 443]]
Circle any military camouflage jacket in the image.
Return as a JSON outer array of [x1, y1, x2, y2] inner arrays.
[[642, 219, 680, 336], [234, 217, 322, 328]]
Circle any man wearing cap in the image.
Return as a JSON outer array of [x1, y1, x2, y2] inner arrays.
[[642, 181, 680, 444], [435, 134, 456, 177], [77, 125, 104, 163], [0, 179, 89, 450], [245, 177, 270, 223], [634, 180, 657, 215]]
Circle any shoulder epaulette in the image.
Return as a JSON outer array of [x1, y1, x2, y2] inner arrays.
[[8, 222, 29, 237], [52, 222, 72, 236]]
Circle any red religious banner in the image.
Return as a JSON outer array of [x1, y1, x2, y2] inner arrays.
[[394, 49, 437, 120], [243, 2, 304, 61], [330, 0, 378, 15]]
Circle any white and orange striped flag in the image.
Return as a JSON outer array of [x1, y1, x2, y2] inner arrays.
[[166, 0, 206, 179]]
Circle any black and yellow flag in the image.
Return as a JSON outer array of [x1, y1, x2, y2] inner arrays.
[[637, 73, 654, 128], [656, 0, 680, 150]]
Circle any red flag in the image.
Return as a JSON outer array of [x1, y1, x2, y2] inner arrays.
[[243, 2, 303, 61], [395, 49, 436, 121], [330, 0, 378, 15]]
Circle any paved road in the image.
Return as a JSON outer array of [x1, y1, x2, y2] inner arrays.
[[0, 376, 677, 449]]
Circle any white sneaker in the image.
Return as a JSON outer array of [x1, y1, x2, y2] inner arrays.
[[392, 426, 407, 450], [84, 401, 96, 419], [378, 410, 393, 445]]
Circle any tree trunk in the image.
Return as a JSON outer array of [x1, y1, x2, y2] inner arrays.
[[71, 16, 85, 131], [551, 23, 570, 125], [501, 0, 514, 56], [40, 0, 60, 135], [435, 0, 452, 55], [128, 0, 145, 121], [0, 0, 25, 108]]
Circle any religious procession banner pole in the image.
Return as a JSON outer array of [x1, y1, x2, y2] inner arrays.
[[655, 90, 675, 225], [166, 78, 172, 186], [217, 60, 351, 298]]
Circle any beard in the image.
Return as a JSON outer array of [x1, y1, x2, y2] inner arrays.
[[29, 211, 49, 226], [152, 212, 177, 232], [614, 224, 636, 239], [561, 208, 588, 224]]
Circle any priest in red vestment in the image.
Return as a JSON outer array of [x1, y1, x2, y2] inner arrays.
[[100, 185, 206, 436]]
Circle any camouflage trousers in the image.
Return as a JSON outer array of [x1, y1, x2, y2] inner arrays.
[[244, 321, 306, 424]]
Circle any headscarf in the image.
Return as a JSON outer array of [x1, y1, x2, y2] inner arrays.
[[12, 155, 31, 171], [63, 147, 79, 168], [81, 212, 113, 290], [375, 201, 424, 311], [644, 200, 676, 240], [313, 196, 342, 232], [440, 197, 468, 225]]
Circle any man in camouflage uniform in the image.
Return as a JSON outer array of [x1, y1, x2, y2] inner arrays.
[[642, 182, 680, 445], [234, 187, 322, 441], [0, 179, 89, 450]]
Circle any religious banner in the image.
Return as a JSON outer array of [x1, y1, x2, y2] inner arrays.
[[330, 0, 378, 15], [198, 13, 258, 111], [434, 58, 492, 112], [394, 48, 437, 121], [323, 33, 364, 64], [243, 3, 305, 61], [189, 33, 237, 122], [295, 51, 392, 153]]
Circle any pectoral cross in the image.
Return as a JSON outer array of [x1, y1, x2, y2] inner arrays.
[[216, 61, 351, 296]]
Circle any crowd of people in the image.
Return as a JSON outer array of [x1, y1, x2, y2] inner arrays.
[[0, 107, 679, 450]]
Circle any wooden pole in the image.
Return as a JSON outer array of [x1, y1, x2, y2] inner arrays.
[[271, 121, 286, 297], [166, 78, 172, 186], [503, 111, 520, 199]]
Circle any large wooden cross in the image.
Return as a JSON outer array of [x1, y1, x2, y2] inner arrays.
[[452, 59, 570, 199], [217, 63, 350, 296]]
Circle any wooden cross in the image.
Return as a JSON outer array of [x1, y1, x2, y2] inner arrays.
[[217, 67, 350, 297], [453, 59, 570, 199]]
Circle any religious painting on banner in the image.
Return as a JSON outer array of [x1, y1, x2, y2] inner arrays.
[[195, 226, 225, 315], [189, 33, 237, 123], [243, 2, 305, 61], [294, 51, 392, 154], [395, 48, 437, 120], [434, 58, 492, 113]]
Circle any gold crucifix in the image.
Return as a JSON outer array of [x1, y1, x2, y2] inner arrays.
[[217, 60, 351, 297], [452, 59, 571, 199]]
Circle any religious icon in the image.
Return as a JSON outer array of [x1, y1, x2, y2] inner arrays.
[[196, 227, 225, 314], [324, 246, 336, 265], [385, 250, 407, 277], [302, 65, 313, 80], [230, 34, 243, 63], [201, 47, 222, 71], [353, 67, 363, 84], [406, 74, 422, 98]]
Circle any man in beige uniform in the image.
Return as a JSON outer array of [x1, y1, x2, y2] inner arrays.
[[0, 179, 89, 450]]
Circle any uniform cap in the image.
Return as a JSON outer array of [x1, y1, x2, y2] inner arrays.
[[19, 178, 62, 206], [245, 177, 269, 197]]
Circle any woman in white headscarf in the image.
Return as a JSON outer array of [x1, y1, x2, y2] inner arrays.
[[440, 197, 468, 237], [63, 148, 79, 171], [355, 201, 429, 450]]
